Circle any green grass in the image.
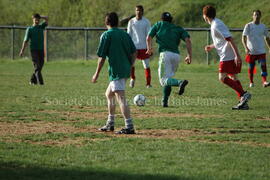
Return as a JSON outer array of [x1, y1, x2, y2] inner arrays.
[[0, 59, 270, 180]]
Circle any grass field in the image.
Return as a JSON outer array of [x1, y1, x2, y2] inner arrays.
[[0, 59, 270, 180]]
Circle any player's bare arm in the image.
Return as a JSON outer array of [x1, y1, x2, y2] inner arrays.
[[130, 52, 136, 66], [146, 35, 153, 55], [242, 35, 250, 54], [92, 57, 105, 83], [185, 37, 192, 64], [41, 16, 49, 24], [204, 44, 215, 52], [19, 41, 28, 57], [227, 37, 242, 66]]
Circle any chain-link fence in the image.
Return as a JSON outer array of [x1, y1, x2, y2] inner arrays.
[[0, 26, 250, 64]]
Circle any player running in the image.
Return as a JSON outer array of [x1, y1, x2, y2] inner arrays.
[[203, 5, 251, 110], [242, 10, 270, 88], [92, 12, 136, 134], [146, 12, 192, 107], [127, 5, 152, 88]]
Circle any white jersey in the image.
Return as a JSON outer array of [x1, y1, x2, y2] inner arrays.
[[127, 17, 151, 49], [211, 18, 235, 61], [243, 22, 269, 55]]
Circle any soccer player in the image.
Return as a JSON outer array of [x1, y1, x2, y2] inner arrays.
[[146, 12, 192, 107], [19, 13, 48, 85], [127, 5, 152, 88], [92, 12, 136, 134], [242, 10, 270, 88], [203, 5, 251, 110]]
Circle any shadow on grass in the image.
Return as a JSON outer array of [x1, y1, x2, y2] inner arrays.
[[0, 161, 204, 180]]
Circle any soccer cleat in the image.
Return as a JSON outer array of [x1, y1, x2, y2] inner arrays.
[[129, 79, 135, 88], [29, 82, 37, 85], [146, 84, 152, 88], [98, 124, 114, 132], [232, 102, 249, 110], [238, 92, 251, 107], [263, 82, 270, 88], [178, 80, 189, 95], [249, 83, 254, 88], [115, 128, 135, 134]]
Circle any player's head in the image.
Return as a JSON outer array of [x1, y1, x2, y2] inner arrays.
[[135, 5, 144, 20], [105, 12, 118, 27], [202, 5, 216, 24], [253, 10, 261, 23], [32, 13, 41, 25], [161, 12, 172, 23]]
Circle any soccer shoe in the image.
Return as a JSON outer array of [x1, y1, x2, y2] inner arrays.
[[238, 92, 251, 107], [98, 124, 114, 132], [249, 83, 254, 88], [263, 82, 270, 88], [115, 128, 135, 134], [232, 102, 249, 110], [178, 80, 189, 95], [146, 84, 152, 88], [163, 103, 168, 108], [129, 79, 135, 88], [29, 82, 37, 85]]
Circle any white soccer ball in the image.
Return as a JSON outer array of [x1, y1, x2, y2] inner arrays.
[[133, 94, 146, 106]]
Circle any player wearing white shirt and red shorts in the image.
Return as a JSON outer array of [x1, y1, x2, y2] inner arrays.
[[242, 10, 270, 88], [203, 5, 251, 110], [127, 5, 152, 88]]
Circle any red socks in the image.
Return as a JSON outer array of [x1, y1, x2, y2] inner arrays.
[[223, 77, 245, 98], [145, 68, 151, 85]]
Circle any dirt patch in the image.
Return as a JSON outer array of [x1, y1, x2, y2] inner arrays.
[[1, 121, 269, 148], [256, 117, 270, 121]]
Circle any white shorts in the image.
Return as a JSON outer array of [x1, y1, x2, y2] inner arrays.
[[109, 78, 127, 92], [158, 51, 180, 86]]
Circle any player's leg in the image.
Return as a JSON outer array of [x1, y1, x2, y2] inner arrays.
[[114, 90, 135, 134], [142, 59, 152, 87], [36, 50, 44, 85], [248, 62, 256, 87], [99, 84, 116, 131], [259, 59, 270, 87], [130, 51, 138, 88], [246, 54, 255, 87], [164, 52, 188, 95], [130, 65, 136, 88], [30, 51, 38, 85]]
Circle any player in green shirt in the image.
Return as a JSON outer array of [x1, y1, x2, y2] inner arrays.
[[19, 13, 48, 85], [92, 12, 137, 134], [146, 12, 192, 107]]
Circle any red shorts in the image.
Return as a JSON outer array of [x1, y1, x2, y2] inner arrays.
[[137, 49, 150, 60], [245, 54, 266, 64], [219, 60, 241, 74]]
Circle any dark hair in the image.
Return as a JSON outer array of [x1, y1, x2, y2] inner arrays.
[[32, 13, 41, 19], [203, 5, 216, 19], [136, 5, 144, 12], [105, 12, 118, 27], [161, 12, 172, 22], [253, 10, 261, 16]]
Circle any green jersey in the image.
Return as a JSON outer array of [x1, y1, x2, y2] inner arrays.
[[97, 28, 136, 81], [148, 21, 190, 54], [24, 22, 47, 50]]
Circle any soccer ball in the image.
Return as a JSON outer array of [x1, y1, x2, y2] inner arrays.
[[133, 94, 146, 106]]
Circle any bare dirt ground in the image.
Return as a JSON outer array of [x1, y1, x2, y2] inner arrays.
[[1, 120, 269, 148]]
